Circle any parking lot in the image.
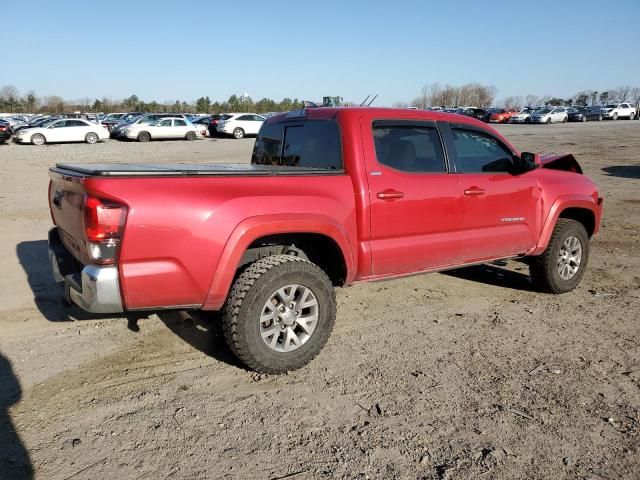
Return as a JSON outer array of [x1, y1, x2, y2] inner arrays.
[[1, 121, 639, 479]]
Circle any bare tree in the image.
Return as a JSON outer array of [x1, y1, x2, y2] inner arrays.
[[630, 87, 640, 105], [524, 95, 539, 107], [610, 85, 632, 102], [392, 101, 409, 108], [42, 96, 65, 113], [0, 85, 20, 112]]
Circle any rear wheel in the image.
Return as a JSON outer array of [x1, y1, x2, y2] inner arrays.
[[629, 112, 635, 120], [562, 116, 568, 123], [31, 133, 45, 146], [233, 127, 245, 139], [137, 131, 151, 142], [598, 114, 603, 121], [85, 132, 99, 144], [222, 254, 336, 374], [530, 219, 589, 294], [185, 131, 196, 141], [582, 116, 587, 122]]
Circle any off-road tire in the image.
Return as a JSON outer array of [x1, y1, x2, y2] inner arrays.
[[185, 131, 196, 141], [222, 254, 336, 374], [530, 219, 589, 294], [137, 131, 151, 142]]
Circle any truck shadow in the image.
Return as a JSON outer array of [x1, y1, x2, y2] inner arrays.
[[0, 352, 34, 479], [443, 262, 536, 292], [602, 165, 640, 179], [16, 240, 123, 322], [156, 311, 247, 370]]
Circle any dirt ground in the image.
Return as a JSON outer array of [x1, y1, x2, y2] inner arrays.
[[0, 121, 638, 480]]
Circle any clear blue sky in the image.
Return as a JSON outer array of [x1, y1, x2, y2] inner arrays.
[[2, 0, 639, 106]]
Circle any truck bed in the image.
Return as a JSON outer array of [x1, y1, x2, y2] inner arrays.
[[53, 163, 344, 177]]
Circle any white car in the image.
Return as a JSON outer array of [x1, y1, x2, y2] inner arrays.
[[529, 107, 568, 124], [509, 107, 539, 123], [216, 113, 265, 139], [122, 117, 205, 142], [14, 118, 109, 145], [601, 103, 636, 120]]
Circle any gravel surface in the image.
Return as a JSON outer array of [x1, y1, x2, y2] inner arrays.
[[1, 122, 639, 479]]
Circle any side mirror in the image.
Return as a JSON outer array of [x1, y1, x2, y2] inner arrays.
[[514, 152, 538, 173]]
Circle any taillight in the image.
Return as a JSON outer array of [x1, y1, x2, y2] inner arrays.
[[83, 196, 127, 264]]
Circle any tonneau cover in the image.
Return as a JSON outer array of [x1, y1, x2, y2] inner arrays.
[[52, 163, 344, 177]]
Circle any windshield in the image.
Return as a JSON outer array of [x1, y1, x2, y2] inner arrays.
[[605, 104, 617, 108], [121, 114, 141, 123], [39, 119, 59, 128]]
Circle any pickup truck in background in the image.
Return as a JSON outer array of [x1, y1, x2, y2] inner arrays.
[[48, 107, 603, 373]]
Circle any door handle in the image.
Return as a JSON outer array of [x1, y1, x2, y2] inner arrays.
[[377, 189, 404, 200], [463, 187, 485, 197]]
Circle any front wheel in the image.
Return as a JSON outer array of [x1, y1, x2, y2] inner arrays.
[[85, 132, 99, 144], [598, 114, 603, 121], [530, 219, 589, 294], [546, 117, 552, 124], [31, 133, 46, 145], [222, 255, 336, 374], [233, 127, 245, 139], [137, 131, 151, 142], [612, 113, 618, 120], [582, 116, 587, 122]]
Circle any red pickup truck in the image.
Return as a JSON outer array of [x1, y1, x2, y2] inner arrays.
[[48, 107, 603, 373]]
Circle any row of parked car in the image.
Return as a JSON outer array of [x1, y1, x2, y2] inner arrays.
[[440, 102, 638, 124], [0, 111, 275, 145]]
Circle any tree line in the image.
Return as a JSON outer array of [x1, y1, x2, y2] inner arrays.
[[398, 82, 640, 110], [2, 83, 640, 114], [0, 86, 305, 114]]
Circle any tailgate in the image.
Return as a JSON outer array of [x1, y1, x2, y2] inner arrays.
[[49, 171, 91, 265]]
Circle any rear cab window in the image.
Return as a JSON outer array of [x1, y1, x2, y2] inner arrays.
[[251, 119, 342, 170]]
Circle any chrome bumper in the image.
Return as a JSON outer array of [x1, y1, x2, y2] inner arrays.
[[48, 228, 124, 313]]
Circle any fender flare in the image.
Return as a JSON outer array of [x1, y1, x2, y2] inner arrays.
[[530, 195, 600, 256], [202, 214, 356, 310]]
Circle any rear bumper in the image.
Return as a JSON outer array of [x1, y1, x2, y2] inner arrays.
[[48, 227, 124, 313]]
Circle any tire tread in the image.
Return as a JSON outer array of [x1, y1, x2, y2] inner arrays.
[[222, 254, 335, 373]]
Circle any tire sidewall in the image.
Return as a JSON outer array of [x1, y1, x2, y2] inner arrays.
[[233, 128, 244, 139], [234, 262, 335, 371], [32, 134, 45, 145], [86, 132, 98, 144], [546, 222, 589, 293]]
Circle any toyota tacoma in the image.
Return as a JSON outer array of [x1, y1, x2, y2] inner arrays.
[[48, 107, 603, 373]]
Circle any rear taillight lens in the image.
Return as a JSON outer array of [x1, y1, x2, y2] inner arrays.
[[83, 196, 128, 264]]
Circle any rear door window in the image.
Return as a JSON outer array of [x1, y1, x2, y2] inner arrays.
[[252, 120, 342, 169]]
